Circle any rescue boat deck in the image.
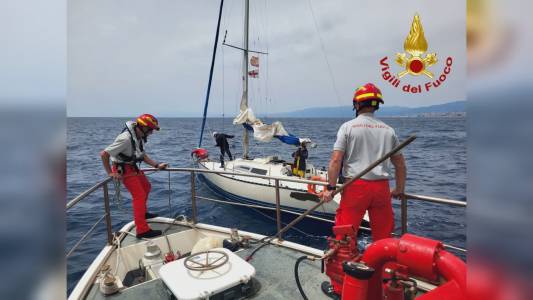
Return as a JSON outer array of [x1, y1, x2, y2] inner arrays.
[[83, 220, 330, 300], [67, 167, 465, 299]]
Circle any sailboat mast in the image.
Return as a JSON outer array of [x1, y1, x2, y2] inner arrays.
[[198, 0, 225, 148], [241, 0, 250, 159]]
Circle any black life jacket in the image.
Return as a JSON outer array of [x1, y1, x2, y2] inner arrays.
[[117, 122, 145, 164]]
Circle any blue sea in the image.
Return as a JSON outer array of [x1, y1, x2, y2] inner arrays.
[[67, 117, 466, 293]]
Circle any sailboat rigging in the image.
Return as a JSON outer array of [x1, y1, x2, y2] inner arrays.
[[192, 0, 361, 222]]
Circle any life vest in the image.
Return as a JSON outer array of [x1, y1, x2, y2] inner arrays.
[[307, 176, 326, 194], [116, 121, 145, 164], [292, 147, 307, 171]]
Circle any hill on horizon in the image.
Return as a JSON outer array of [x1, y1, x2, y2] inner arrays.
[[269, 100, 466, 118]]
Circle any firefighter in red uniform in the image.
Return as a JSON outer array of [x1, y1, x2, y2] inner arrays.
[[320, 83, 407, 299], [100, 114, 168, 239]]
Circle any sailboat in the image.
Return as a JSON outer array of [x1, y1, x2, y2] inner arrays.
[[192, 0, 354, 221]]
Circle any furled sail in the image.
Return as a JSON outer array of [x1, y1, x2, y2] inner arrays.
[[233, 108, 312, 146]]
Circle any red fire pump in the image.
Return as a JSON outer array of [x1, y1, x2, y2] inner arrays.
[[324, 225, 361, 294], [191, 148, 208, 160], [338, 234, 466, 300]]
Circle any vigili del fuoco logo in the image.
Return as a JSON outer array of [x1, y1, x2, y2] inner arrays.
[[379, 13, 453, 94]]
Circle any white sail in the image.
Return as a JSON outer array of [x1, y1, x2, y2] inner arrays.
[[233, 108, 289, 142]]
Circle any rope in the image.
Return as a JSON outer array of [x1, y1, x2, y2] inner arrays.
[[112, 179, 127, 213], [305, 0, 342, 106], [251, 2, 261, 115], [113, 234, 122, 276], [257, 0, 270, 119], [195, 195, 335, 223], [264, 0, 270, 119], [247, 204, 317, 238], [159, 214, 198, 254], [195, 195, 330, 236], [222, 31, 225, 132]]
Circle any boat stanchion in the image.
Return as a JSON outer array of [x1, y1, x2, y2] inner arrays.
[[401, 196, 408, 235], [274, 179, 283, 242], [191, 171, 198, 224], [103, 182, 113, 245]]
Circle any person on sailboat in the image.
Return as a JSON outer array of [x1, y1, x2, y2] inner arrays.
[[320, 83, 407, 298], [213, 132, 234, 167], [100, 114, 168, 239], [291, 142, 308, 177]]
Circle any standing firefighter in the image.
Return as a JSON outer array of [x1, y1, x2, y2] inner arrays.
[[320, 83, 407, 298], [291, 142, 308, 177], [100, 114, 168, 239], [213, 132, 234, 167]]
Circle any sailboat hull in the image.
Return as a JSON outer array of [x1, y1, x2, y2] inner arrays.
[[197, 159, 340, 220]]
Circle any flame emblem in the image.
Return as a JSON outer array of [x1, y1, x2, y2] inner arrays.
[[396, 14, 437, 78]]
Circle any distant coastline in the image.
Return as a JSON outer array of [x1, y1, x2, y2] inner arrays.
[[271, 100, 466, 118], [409, 112, 466, 118], [67, 100, 466, 118]]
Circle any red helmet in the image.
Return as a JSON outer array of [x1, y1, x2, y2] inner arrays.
[[353, 83, 384, 105], [136, 114, 160, 131]]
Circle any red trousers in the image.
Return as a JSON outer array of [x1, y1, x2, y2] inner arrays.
[[331, 179, 394, 294], [113, 164, 152, 235]]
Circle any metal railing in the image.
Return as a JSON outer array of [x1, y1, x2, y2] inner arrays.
[[399, 193, 466, 236], [66, 167, 467, 257], [66, 177, 114, 257]]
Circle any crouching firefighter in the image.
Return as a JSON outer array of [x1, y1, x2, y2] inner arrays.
[[291, 142, 308, 177], [100, 114, 169, 239], [213, 132, 234, 167]]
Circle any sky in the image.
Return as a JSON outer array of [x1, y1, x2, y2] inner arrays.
[[65, 0, 466, 117], [0, 0, 65, 106]]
